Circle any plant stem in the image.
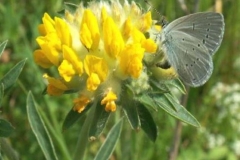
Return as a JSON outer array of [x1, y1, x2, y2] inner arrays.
[[73, 102, 96, 160], [168, 87, 189, 160]]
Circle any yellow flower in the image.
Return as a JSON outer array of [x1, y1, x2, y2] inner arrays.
[[33, 49, 53, 68], [130, 27, 157, 53], [80, 9, 100, 50], [101, 89, 117, 112], [141, 39, 158, 53], [73, 95, 91, 113], [34, 15, 73, 71], [55, 17, 72, 47], [103, 16, 124, 58], [139, 11, 152, 32], [101, 7, 108, 24], [39, 13, 55, 35], [58, 60, 76, 82], [84, 55, 108, 91], [34, 1, 169, 113], [119, 44, 145, 78], [122, 18, 133, 40], [58, 45, 83, 82], [36, 32, 61, 51], [43, 74, 68, 96], [37, 43, 60, 66], [87, 73, 101, 91]]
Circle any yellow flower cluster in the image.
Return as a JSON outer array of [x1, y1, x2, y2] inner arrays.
[[34, 1, 158, 112]]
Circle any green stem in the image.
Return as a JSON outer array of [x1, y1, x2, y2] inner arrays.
[[114, 110, 121, 160], [73, 102, 96, 160]]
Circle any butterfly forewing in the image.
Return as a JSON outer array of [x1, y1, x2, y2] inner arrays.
[[163, 12, 224, 56]]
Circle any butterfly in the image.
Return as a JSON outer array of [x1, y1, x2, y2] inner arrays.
[[159, 12, 224, 87]]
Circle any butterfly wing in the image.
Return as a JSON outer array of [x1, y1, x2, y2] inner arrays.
[[161, 29, 213, 87], [160, 12, 224, 86], [163, 12, 225, 56]]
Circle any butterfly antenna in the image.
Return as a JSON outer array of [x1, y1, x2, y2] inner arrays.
[[144, 0, 168, 27]]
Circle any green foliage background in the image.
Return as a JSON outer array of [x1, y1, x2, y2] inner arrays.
[[0, 0, 240, 159]]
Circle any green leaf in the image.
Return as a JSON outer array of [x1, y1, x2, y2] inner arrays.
[[138, 93, 158, 111], [0, 59, 27, 90], [0, 40, 8, 57], [150, 93, 200, 127], [64, 2, 78, 12], [94, 118, 123, 160], [73, 103, 96, 160], [137, 104, 157, 142], [42, 87, 47, 95], [26, 92, 58, 160], [0, 119, 15, 137], [57, 2, 78, 16], [122, 94, 140, 130], [0, 83, 4, 105], [62, 103, 91, 131], [167, 78, 186, 94], [163, 93, 181, 111], [89, 102, 110, 139], [149, 78, 169, 93]]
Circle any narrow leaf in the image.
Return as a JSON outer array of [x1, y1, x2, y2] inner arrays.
[[0, 83, 4, 105], [152, 93, 200, 127], [0, 119, 15, 137], [167, 78, 186, 94], [64, 2, 78, 12], [26, 92, 58, 160], [0, 40, 8, 57], [137, 104, 157, 142], [89, 102, 110, 139], [138, 93, 158, 111], [149, 78, 169, 93], [73, 103, 96, 160], [0, 59, 27, 90], [94, 118, 123, 160], [164, 93, 183, 111], [62, 104, 91, 131], [159, 93, 180, 112], [122, 94, 140, 130]]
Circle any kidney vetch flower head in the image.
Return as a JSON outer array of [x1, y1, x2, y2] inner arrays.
[[33, 0, 179, 115]]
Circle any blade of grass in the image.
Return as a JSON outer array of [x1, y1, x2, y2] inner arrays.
[[26, 92, 58, 160]]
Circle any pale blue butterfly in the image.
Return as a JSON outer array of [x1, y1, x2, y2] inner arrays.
[[159, 12, 225, 87]]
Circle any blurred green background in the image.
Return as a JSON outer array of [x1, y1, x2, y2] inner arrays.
[[0, 0, 240, 159]]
